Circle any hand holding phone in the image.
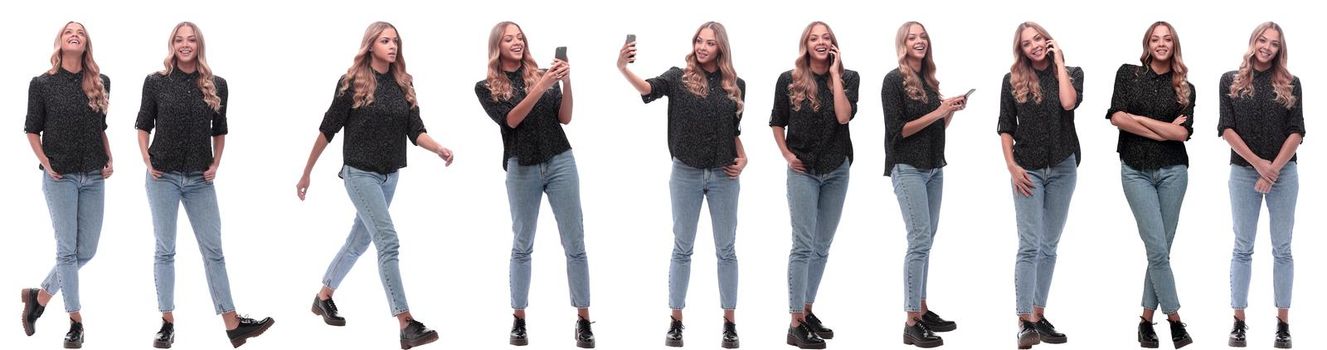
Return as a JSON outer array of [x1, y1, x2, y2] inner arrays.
[[625, 34, 637, 63]]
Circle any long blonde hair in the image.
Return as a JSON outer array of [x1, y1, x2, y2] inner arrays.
[[1139, 21, 1191, 106], [788, 21, 843, 112], [484, 21, 544, 102], [1009, 21, 1068, 104], [159, 22, 222, 112], [48, 21, 108, 114], [339, 21, 417, 109], [896, 21, 939, 102], [683, 21, 743, 116], [1228, 21, 1296, 109]]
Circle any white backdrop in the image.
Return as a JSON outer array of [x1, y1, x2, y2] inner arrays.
[[2, 0, 1321, 349]]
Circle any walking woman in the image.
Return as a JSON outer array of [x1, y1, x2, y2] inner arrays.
[[474, 21, 594, 348], [1105, 21, 1195, 349], [995, 21, 1082, 349], [617, 21, 747, 349], [884, 21, 966, 349], [1219, 21, 1303, 349], [773, 21, 859, 350], [136, 21, 273, 349], [295, 21, 453, 350], [20, 21, 111, 349]]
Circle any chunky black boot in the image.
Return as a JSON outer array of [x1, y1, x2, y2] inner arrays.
[[786, 322, 826, 349], [664, 316, 684, 347], [1137, 317, 1159, 348], [903, 318, 943, 348], [509, 315, 527, 346], [1167, 318, 1193, 349]]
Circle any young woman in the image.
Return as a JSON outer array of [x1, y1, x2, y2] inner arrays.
[[295, 21, 452, 350], [883, 21, 966, 349], [1219, 21, 1303, 350], [1105, 21, 1195, 349], [135, 21, 273, 349], [19, 21, 112, 349], [995, 21, 1083, 350], [618, 21, 747, 349], [474, 21, 594, 349], [772, 21, 858, 350]]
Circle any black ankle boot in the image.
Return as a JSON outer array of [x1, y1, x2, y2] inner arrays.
[[721, 319, 739, 349], [1167, 318, 1192, 349], [1275, 318, 1292, 349], [1229, 317, 1247, 347], [786, 322, 826, 349], [1035, 317, 1067, 344], [1137, 317, 1159, 348], [1017, 319, 1040, 349], [399, 319, 438, 349], [575, 316, 595, 348], [63, 320, 83, 349], [153, 319, 174, 349], [509, 315, 527, 346], [21, 288, 46, 336], [920, 310, 957, 332], [226, 315, 275, 348], [904, 318, 943, 348], [804, 312, 835, 339], [664, 316, 683, 347], [311, 296, 345, 326]]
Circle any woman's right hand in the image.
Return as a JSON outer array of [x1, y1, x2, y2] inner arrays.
[[537, 62, 568, 91], [1009, 164, 1034, 197], [1253, 158, 1279, 183], [144, 157, 163, 180], [617, 41, 637, 70], [296, 174, 311, 201], [784, 152, 806, 173], [45, 167, 62, 181]]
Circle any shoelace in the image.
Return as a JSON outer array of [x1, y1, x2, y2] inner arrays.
[[326, 299, 339, 313]]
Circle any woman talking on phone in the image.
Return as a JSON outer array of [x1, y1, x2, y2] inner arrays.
[[771, 21, 858, 350], [995, 21, 1082, 350], [475, 21, 594, 349], [618, 21, 747, 349], [295, 21, 453, 349], [1105, 21, 1194, 349], [883, 21, 966, 349]]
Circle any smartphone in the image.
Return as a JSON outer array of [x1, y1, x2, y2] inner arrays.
[[555, 46, 568, 62], [963, 88, 976, 99], [625, 34, 637, 63], [828, 52, 836, 63]]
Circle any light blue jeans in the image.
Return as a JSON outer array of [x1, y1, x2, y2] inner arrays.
[[1121, 164, 1187, 314], [787, 159, 850, 313], [1012, 155, 1076, 315], [506, 150, 591, 309], [1230, 163, 1297, 309], [147, 171, 235, 314], [39, 171, 105, 313], [892, 164, 943, 312], [321, 165, 410, 316], [668, 159, 739, 310]]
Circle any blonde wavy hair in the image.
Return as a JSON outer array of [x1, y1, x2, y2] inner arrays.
[[339, 21, 417, 109], [787, 21, 844, 112], [159, 22, 222, 112], [484, 21, 545, 102], [1009, 21, 1070, 104], [1139, 21, 1191, 106], [48, 21, 109, 114], [683, 21, 743, 116], [1228, 21, 1296, 109], [896, 21, 939, 102]]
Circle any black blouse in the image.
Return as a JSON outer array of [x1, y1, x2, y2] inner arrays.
[[319, 69, 428, 175], [996, 65, 1085, 169], [1105, 64, 1196, 170], [1217, 69, 1306, 167], [643, 67, 746, 169], [135, 68, 228, 173], [25, 68, 110, 174], [769, 69, 859, 175], [475, 68, 572, 170], [882, 68, 944, 175]]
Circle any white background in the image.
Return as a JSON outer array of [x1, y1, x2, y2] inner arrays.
[[1, 0, 1321, 349]]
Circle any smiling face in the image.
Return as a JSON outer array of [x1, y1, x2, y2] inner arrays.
[[1252, 27, 1281, 66], [60, 22, 87, 55], [371, 27, 399, 64], [806, 23, 832, 62], [499, 24, 525, 63], [171, 25, 199, 64], [693, 27, 718, 65], [1019, 26, 1048, 63], [905, 23, 929, 61], [1148, 24, 1174, 62]]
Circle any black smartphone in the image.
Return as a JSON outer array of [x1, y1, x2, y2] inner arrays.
[[963, 88, 976, 99], [625, 34, 637, 63], [828, 52, 835, 63], [555, 46, 568, 62]]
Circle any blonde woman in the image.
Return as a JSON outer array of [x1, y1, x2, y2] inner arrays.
[[19, 21, 111, 349], [618, 21, 747, 349], [295, 21, 451, 350], [770, 21, 857, 350], [1219, 21, 1303, 349], [1105, 21, 1194, 349], [883, 21, 967, 349], [995, 21, 1083, 349], [474, 21, 594, 348], [136, 21, 274, 349]]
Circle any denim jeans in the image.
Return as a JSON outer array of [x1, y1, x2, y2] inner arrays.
[[787, 159, 850, 313], [321, 165, 410, 316], [668, 158, 739, 310], [892, 164, 943, 312], [39, 171, 105, 313], [506, 150, 591, 309], [1121, 164, 1187, 314], [147, 171, 235, 314], [1012, 155, 1076, 315], [1230, 163, 1297, 309]]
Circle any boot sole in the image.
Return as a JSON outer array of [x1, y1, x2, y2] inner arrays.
[[310, 303, 346, 326], [400, 329, 439, 349], [1041, 334, 1067, 344], [63, 340, 82, 349], [1229, 338, 1246, 347], [1018, 333, 1041, 349], [229, 319, 275, 348], [509, 337, 528, 346], [21, 289, 37, 336], [786, 333, 826, 349], [665, 338, 683, 347], [577, 339, 595, 348], [903, 334, 943, 348], [1174, 337, 1193, 349], [1139, 338, 1159, 348], [1275, 340, 1291, 349], [153, 338, 173, 349], [722, 339, 739, 349]]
